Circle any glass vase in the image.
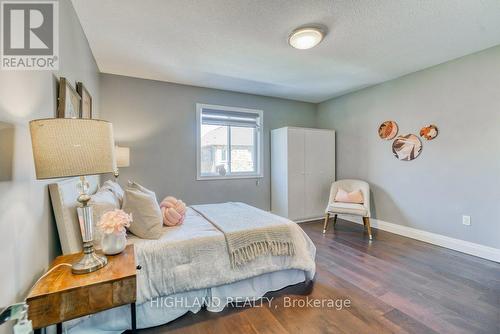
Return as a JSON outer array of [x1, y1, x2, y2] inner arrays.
[[101, 231, 127, 255]]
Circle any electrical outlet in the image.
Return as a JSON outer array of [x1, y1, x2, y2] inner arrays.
[[462, 215, 471, 226]]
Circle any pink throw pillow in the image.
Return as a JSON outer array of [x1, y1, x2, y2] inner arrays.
[[334, 188, 364, 204], [160, 196, 186, 226]]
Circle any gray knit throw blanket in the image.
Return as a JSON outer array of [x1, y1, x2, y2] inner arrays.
[[191, 202, 296, 268]]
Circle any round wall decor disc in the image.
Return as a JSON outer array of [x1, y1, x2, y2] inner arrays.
[[392, 134, 422, 161], [420, 124, 438, 140], [378, 121, 398, 140]]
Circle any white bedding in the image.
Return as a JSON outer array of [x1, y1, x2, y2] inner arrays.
[[65, 204, 316, 333], [131, 206, 316, 304]]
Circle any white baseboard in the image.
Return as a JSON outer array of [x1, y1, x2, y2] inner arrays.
[[339, 216, 500, 263]]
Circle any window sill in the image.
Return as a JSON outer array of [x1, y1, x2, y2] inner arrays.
[[196, 174, 264, 181]]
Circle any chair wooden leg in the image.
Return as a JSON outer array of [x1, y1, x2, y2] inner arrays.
[[363, 217, 373, 240], [322, 213, 330, 234], [333, 214, 338, 226]]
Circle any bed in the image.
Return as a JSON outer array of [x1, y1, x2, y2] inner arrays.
[[49, 177, 316, 333]]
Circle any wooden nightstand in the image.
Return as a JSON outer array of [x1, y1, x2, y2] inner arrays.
[[26, 245, 137, 333]]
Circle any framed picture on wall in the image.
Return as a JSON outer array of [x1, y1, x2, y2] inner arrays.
[[57, 77, 81, 118], [76, 82, 92, 119]]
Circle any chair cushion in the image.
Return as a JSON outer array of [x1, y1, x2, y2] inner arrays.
[[327, 202, 368, 216]]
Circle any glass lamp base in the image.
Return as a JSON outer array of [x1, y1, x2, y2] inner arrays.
[[72, 242, 108, 274], [74, 176, 108, 275]]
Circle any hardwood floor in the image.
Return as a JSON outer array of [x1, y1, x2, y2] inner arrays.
[[140, 219, 500, 334]]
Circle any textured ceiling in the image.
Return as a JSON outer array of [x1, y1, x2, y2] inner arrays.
[[72, 0, 500, 103]]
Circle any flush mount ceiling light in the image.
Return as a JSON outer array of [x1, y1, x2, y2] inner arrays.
[[288, 26, 325, 50]]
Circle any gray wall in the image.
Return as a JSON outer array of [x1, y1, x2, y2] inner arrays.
[[100, 74, 317, 210], [317, 46, 500, 248], [0, 1, 99, 331]]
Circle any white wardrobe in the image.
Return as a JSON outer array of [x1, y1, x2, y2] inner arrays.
[[271, 127, 335, 222]]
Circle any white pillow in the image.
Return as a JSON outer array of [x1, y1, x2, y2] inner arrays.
[[88, 188, 121, 247], [127, 180, 155, 196], [122, 182, 163, 239], [100, 180, 125, 206]]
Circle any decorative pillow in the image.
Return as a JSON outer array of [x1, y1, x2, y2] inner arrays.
[[127, 180, 155, 196], [334, 188, 364, 204], [160, 196, 186, 226], [122, 182, 163, 239], [88, 188, 121, 247], [100, 180, 125, 206]]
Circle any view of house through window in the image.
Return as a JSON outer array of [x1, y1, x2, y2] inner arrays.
[[197, 104, 262, 179]]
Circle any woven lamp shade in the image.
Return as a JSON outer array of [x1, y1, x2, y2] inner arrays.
[[29, 118, 116, 179]]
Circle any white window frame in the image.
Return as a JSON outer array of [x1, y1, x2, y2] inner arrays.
[[196, 103, 264, 180]]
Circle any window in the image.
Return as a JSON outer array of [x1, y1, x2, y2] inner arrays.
[[196, 104, 263, 180]]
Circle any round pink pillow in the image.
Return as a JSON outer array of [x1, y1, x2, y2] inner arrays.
[[160, 196, 186, 226]]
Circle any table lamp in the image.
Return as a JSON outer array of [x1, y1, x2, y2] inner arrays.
[[29, 118, 116, 274], [113, 146, 130, 180]]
